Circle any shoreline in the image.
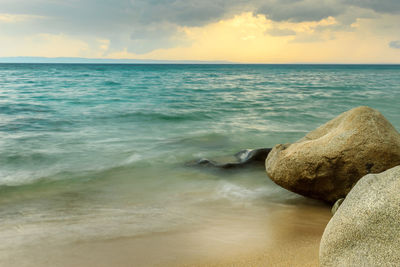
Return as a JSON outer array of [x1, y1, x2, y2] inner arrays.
[[0, 201, 331, 267]]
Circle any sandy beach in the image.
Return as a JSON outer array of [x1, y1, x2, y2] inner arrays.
[[184, 204, 331, 267], [1, 200, 331, 267]]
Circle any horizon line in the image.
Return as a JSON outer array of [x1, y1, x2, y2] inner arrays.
[[0, 56, 399, 65]]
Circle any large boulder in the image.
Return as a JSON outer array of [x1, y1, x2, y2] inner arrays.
[[265, 106, 400, 203], [320, 166, 400, 266]]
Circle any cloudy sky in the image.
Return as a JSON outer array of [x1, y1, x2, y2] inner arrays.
[[1, 0, 399, 63]]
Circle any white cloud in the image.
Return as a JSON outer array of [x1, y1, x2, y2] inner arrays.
[[0, 13, 44, 23], [0, 33, 88, 57]]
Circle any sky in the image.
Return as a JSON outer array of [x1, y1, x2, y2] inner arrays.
[[0, 0, 399, 63]]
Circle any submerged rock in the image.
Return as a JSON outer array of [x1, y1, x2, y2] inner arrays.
[[320, 166, 400, 266], [187, 148, 271, 169], [265, 106, 400, 203], [234, 148, 272, 164]]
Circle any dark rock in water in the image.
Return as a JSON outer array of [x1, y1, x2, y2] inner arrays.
[[187, 148, 272, 169], [195, 158, 215, 166]]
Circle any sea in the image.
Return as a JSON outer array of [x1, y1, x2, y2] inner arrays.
[[0, 64, 399, 266]]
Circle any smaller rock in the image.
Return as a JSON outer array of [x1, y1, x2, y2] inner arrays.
[[320, 166, 400, 266]]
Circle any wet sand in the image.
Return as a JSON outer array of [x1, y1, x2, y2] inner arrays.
[[1, 201, 331, 267], [183, 203, 331, 267]]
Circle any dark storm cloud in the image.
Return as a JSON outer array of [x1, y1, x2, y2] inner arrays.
[[2, 0, 400, 27], [0, 0, 246, 53], [256, 0, 345, 22], [0, 0, 238, 29], [1, 0, 399, 53], [2, 0, 397, 26], [256, 0, 400, 23], [345, 0, 400, 14]]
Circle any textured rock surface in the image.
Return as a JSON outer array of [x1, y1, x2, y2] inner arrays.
[[320, 166, 400, 266], [265, 106, 400, 203]]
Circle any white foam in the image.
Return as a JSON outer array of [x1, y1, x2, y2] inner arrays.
[[121, 153, 143, 165], [214, 181, 270, 201], [0, 169, 60, 186], [237, 149, 251, 161]]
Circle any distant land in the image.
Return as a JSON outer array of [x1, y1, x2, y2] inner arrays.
[[0, 57, 232, 64], [1, 57, 399, 65]]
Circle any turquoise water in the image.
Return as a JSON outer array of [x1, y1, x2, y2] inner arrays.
[[0, 64, 399, 265], [1, 64, 399, 186]]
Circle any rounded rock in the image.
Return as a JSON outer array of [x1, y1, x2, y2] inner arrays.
[[265, 106, 400, 203], [320, 166, 400, 266]]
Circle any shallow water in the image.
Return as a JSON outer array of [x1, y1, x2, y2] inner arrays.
[[0, 64, 399, 265]]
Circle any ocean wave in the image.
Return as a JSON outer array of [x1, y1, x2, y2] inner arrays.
[[0, 117, 73, 132], [0, 152, 147, 189], [103, 80, 121, 86], [101, 110, 213, 122], [120, 153, 143, 165], [0, 103, 53, 115], [0, 151, 54, 165], [214, 181, 271, 201], [212, 180, 305, 204], [161, 132, 230, 150], [0, 168, 64, 187]]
